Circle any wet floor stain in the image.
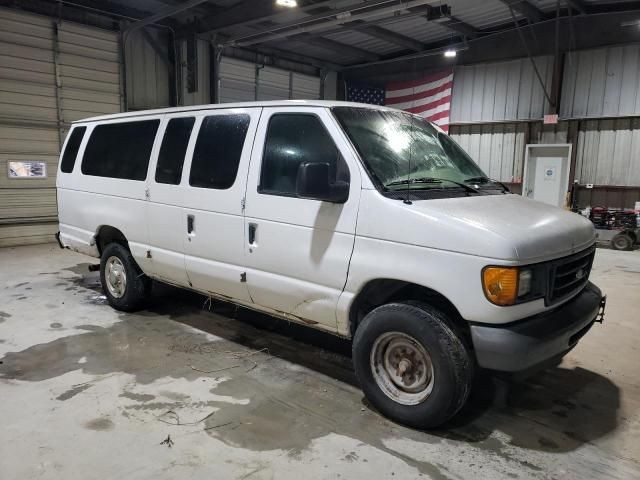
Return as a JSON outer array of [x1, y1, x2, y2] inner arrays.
[[0, 312, 11, 318], [119, 391, 156, 402], [85, 417, 115, 431], [57, 383, 92, 401]]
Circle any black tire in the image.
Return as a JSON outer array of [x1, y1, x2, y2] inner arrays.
[[100, 242, 151, 312], [611, 233, 633, 251], [352, 301, 474, 429]]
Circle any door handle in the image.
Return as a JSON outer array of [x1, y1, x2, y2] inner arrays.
[[248, 223, 257, 245], [187, 214, 195, 234]]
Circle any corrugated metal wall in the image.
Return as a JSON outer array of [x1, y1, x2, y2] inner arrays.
[[292, 72, 321, 100], [0, 7, 122, 247], [218, 56, 321, 104], [575, 118, 640, 186], [125, 29, 170, 110], [561, 45, 640, 119], [57, 22, 121, 122], [0, 9, 59, 246], [450, 56, 554, 123], [449, 123, 528, 182], [218, 56, 256, 103]]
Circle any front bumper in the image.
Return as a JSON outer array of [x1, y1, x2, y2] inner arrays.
[[470, 282, 605, 372]]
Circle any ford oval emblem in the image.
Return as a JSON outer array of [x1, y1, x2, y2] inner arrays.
[[575, 269, 585, 280]]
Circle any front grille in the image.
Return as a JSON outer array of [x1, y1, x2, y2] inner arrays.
[[547, 246, 595, 305]]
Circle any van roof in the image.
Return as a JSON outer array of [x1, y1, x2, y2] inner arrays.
[[74, 100, 400, 124]]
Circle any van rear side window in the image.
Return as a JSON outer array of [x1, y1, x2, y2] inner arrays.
[[60, 126, 86, 173], [82, 120, 160, 180], [156, 117, 195, 185], [189, 114, 250, 190]]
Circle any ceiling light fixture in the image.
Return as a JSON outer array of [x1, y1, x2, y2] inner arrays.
[[444, 49, 457, 58], [276, 0, 297, 7]]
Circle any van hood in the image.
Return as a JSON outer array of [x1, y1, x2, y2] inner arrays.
[[362, 192, 596, 262]]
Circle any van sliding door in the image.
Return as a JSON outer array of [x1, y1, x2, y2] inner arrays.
[[181, 108, 260, 302], [145, 114, 196, 286]]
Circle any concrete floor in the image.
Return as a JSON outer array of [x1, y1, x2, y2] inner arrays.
[[0, 244, 638, 480]]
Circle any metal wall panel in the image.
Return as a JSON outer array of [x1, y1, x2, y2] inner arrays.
[[449, 123, 527, 182], [125, 29, 170, 110], [0, 7, 123, 246], [257, 66, 289, 100], [219, 56, 256, 103], [58, 21, 121, 122], [450, 56, 554, 123], [218, 56, 321, 104], [0, 8, 58, 247], [561, 45, 640, 118], [292, 72, 321, 100], [529, 121, 569, 144], [181, 38, 210, 106], [575, 118, 640, 186]]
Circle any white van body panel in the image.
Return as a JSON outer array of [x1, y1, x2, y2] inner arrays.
[[57, 115, 165, 275]]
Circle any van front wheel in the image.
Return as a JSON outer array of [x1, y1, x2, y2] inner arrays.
[[100, 242, 151, 312], [352, 302, 473, 429]]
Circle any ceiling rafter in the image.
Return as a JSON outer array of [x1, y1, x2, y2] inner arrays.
[[498, 0, 544, 23], [354, 24, 425, 51], [291, 33, 381, 62]]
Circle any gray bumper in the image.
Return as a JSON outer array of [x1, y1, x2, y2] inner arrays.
[[470, 282, 604, 372]]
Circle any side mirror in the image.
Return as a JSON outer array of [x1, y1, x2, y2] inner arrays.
[[296, 162, 349, 204]]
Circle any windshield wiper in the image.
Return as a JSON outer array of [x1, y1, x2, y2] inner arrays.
[[464, 176, 511, 193], [387, 177, 480, 194]]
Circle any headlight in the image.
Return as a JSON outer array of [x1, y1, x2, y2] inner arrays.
[[482, 266, 538, 306], [518, 269, 532, 297]]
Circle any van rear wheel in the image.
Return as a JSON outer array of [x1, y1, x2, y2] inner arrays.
[[100, 242, 151, 312], [352, 301, 473, 429]]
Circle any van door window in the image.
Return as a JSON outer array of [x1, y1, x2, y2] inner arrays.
[[189, 114, 250, 190], [60, 126, 86, 173], [259, 114, 349, 197], [82, 120, 160, 180], [155, 117, 195, 185]]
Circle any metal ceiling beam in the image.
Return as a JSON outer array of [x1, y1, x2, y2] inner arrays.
[[436, 16, 478, 38], [354, 24, 425, 51], [225, 0, 436, 47], [293, 34, 381, 62], [499, 0, 543, 23], [199, 0, 338, 34], [565, 0, 588, 15], [124, 0, 211, 33]]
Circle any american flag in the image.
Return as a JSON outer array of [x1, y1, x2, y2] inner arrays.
[[346, 83, 385, 105], [385, 69, 454, 132]]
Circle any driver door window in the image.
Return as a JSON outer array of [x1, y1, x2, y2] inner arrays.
[[259, 114, 349, 197]]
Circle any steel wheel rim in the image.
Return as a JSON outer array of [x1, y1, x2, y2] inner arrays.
[[370, 331, 434, 405], [105, 256, 127, 299]]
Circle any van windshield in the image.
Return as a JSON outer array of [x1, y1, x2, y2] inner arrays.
[[332, 107, 493, 194]]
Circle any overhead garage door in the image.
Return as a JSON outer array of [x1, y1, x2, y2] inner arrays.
[[0, 8, 122, 247], [218, 56, 320, 104]]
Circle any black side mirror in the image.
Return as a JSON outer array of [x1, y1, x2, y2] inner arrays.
[[296, 162, 349, 204]]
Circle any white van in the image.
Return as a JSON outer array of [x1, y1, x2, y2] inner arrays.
[[56, 100, 605, 428]]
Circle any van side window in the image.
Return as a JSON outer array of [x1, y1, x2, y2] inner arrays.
[[82, 120, 160, 180], [60, 126, 86, 173], [189, 114, 250, 190], [155, 117, 195, 185], [259, 114, 349, 197]]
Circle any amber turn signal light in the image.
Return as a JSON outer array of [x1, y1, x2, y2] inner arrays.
[[482, 267, 519, 306]]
